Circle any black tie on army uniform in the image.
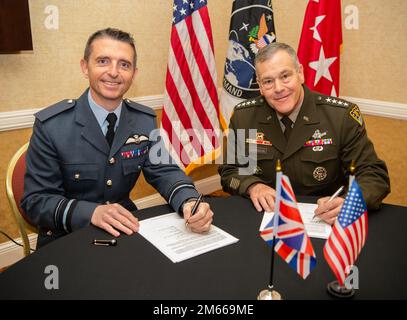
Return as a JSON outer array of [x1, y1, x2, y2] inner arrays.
[[105, 113, 117, 148], [281, 116, 293, 141]]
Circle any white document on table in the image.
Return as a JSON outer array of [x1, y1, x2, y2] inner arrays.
[[138, 213, 239, 263], [259, 202, 332, 239]]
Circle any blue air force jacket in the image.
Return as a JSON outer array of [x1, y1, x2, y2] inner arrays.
[[21, 90, 199, 247]]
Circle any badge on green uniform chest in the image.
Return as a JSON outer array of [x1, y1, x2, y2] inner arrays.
[[304, 129, 333, 152], [245, 131, 272, 154]]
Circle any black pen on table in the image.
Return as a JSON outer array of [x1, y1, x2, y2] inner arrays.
[[312, 185, 344, 221], [186, 194, 203, 225]]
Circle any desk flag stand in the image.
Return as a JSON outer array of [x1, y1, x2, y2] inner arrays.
[[257, 160, 282, 300], [327, 280, 355, 299], [326, 160, 356, 299]]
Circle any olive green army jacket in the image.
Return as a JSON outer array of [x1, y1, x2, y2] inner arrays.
[[218, 86, 390, 210]]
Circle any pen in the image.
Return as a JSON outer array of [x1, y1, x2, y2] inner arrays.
[[190, 194, 203, 216], [312, 185, 344, 221], [92, 239, 117, 246], [186, 194, 203, 226]]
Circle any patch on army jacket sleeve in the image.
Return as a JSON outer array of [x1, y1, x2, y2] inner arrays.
[[234, 96, 264, 110], [35, 99, 76, 122], [349, 104, 363, 126], [124, 99, 156, 117]]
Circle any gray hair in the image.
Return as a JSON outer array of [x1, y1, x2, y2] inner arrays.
[[254, 42, 300, 70]]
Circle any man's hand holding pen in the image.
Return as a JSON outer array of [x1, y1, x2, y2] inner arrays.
[[183, 195, 214, 233], [313, 186, 345, 225]]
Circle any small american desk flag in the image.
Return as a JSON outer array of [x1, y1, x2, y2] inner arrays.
[[324, 180, 368, 285], [162, 0, 220, 174], [260, 173, 316, 279]]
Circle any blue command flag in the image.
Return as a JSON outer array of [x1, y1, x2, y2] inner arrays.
[[219, 0, 276, 129]]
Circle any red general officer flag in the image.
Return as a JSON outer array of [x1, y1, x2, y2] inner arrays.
[[297, 0, 342, 96]]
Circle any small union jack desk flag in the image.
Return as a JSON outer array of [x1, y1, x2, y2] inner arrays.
[[260, 173, 317, 279]]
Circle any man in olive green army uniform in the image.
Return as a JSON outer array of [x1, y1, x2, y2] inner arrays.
[[218, 42, 390, 224]]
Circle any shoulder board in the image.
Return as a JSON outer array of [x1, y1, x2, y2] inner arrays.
[[234, 96, 265, 110], [124, 99, 156, 117], [35, 99, 76, 122], [316, 94, 363, 126], [315, 95, 353, 108]]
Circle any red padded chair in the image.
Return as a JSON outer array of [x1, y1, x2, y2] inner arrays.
[[6, 143, 36, 256]]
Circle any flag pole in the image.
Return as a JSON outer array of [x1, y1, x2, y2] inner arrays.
[[269, 159, 282, 289], [257, 160, 282, 300], [349, 159, 356, 188]]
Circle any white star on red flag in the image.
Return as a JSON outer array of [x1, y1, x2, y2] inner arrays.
[[308, 46, 337, 85], [298, 0, 342, 96], [310, 15, 326, 42]]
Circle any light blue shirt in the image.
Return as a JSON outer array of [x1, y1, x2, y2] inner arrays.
[[87, 90, 122, 135]]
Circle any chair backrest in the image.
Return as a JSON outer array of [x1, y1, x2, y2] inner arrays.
[[5, 142, 36, 256]]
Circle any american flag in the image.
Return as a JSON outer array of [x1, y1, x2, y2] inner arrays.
[[162, 0, 220, 174], [297, 0, 342, 96], [324, 180, 368, 285], [260, 173, 316, 279]]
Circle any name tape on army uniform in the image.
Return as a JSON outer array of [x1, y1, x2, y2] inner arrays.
[[245, 132, 272, 146]]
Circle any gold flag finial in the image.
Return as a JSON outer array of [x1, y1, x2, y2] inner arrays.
[[276, 159, 282, 172], [350, 160, 356, 175]]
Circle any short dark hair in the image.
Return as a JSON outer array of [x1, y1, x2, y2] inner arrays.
[[83, 28, 137, 67]]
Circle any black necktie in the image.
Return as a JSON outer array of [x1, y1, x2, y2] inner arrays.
[[105, 113, 117, 148], [281, 116, 293, 141]]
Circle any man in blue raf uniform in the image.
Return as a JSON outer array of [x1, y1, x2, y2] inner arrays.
[[22, 28, 213, 248]]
